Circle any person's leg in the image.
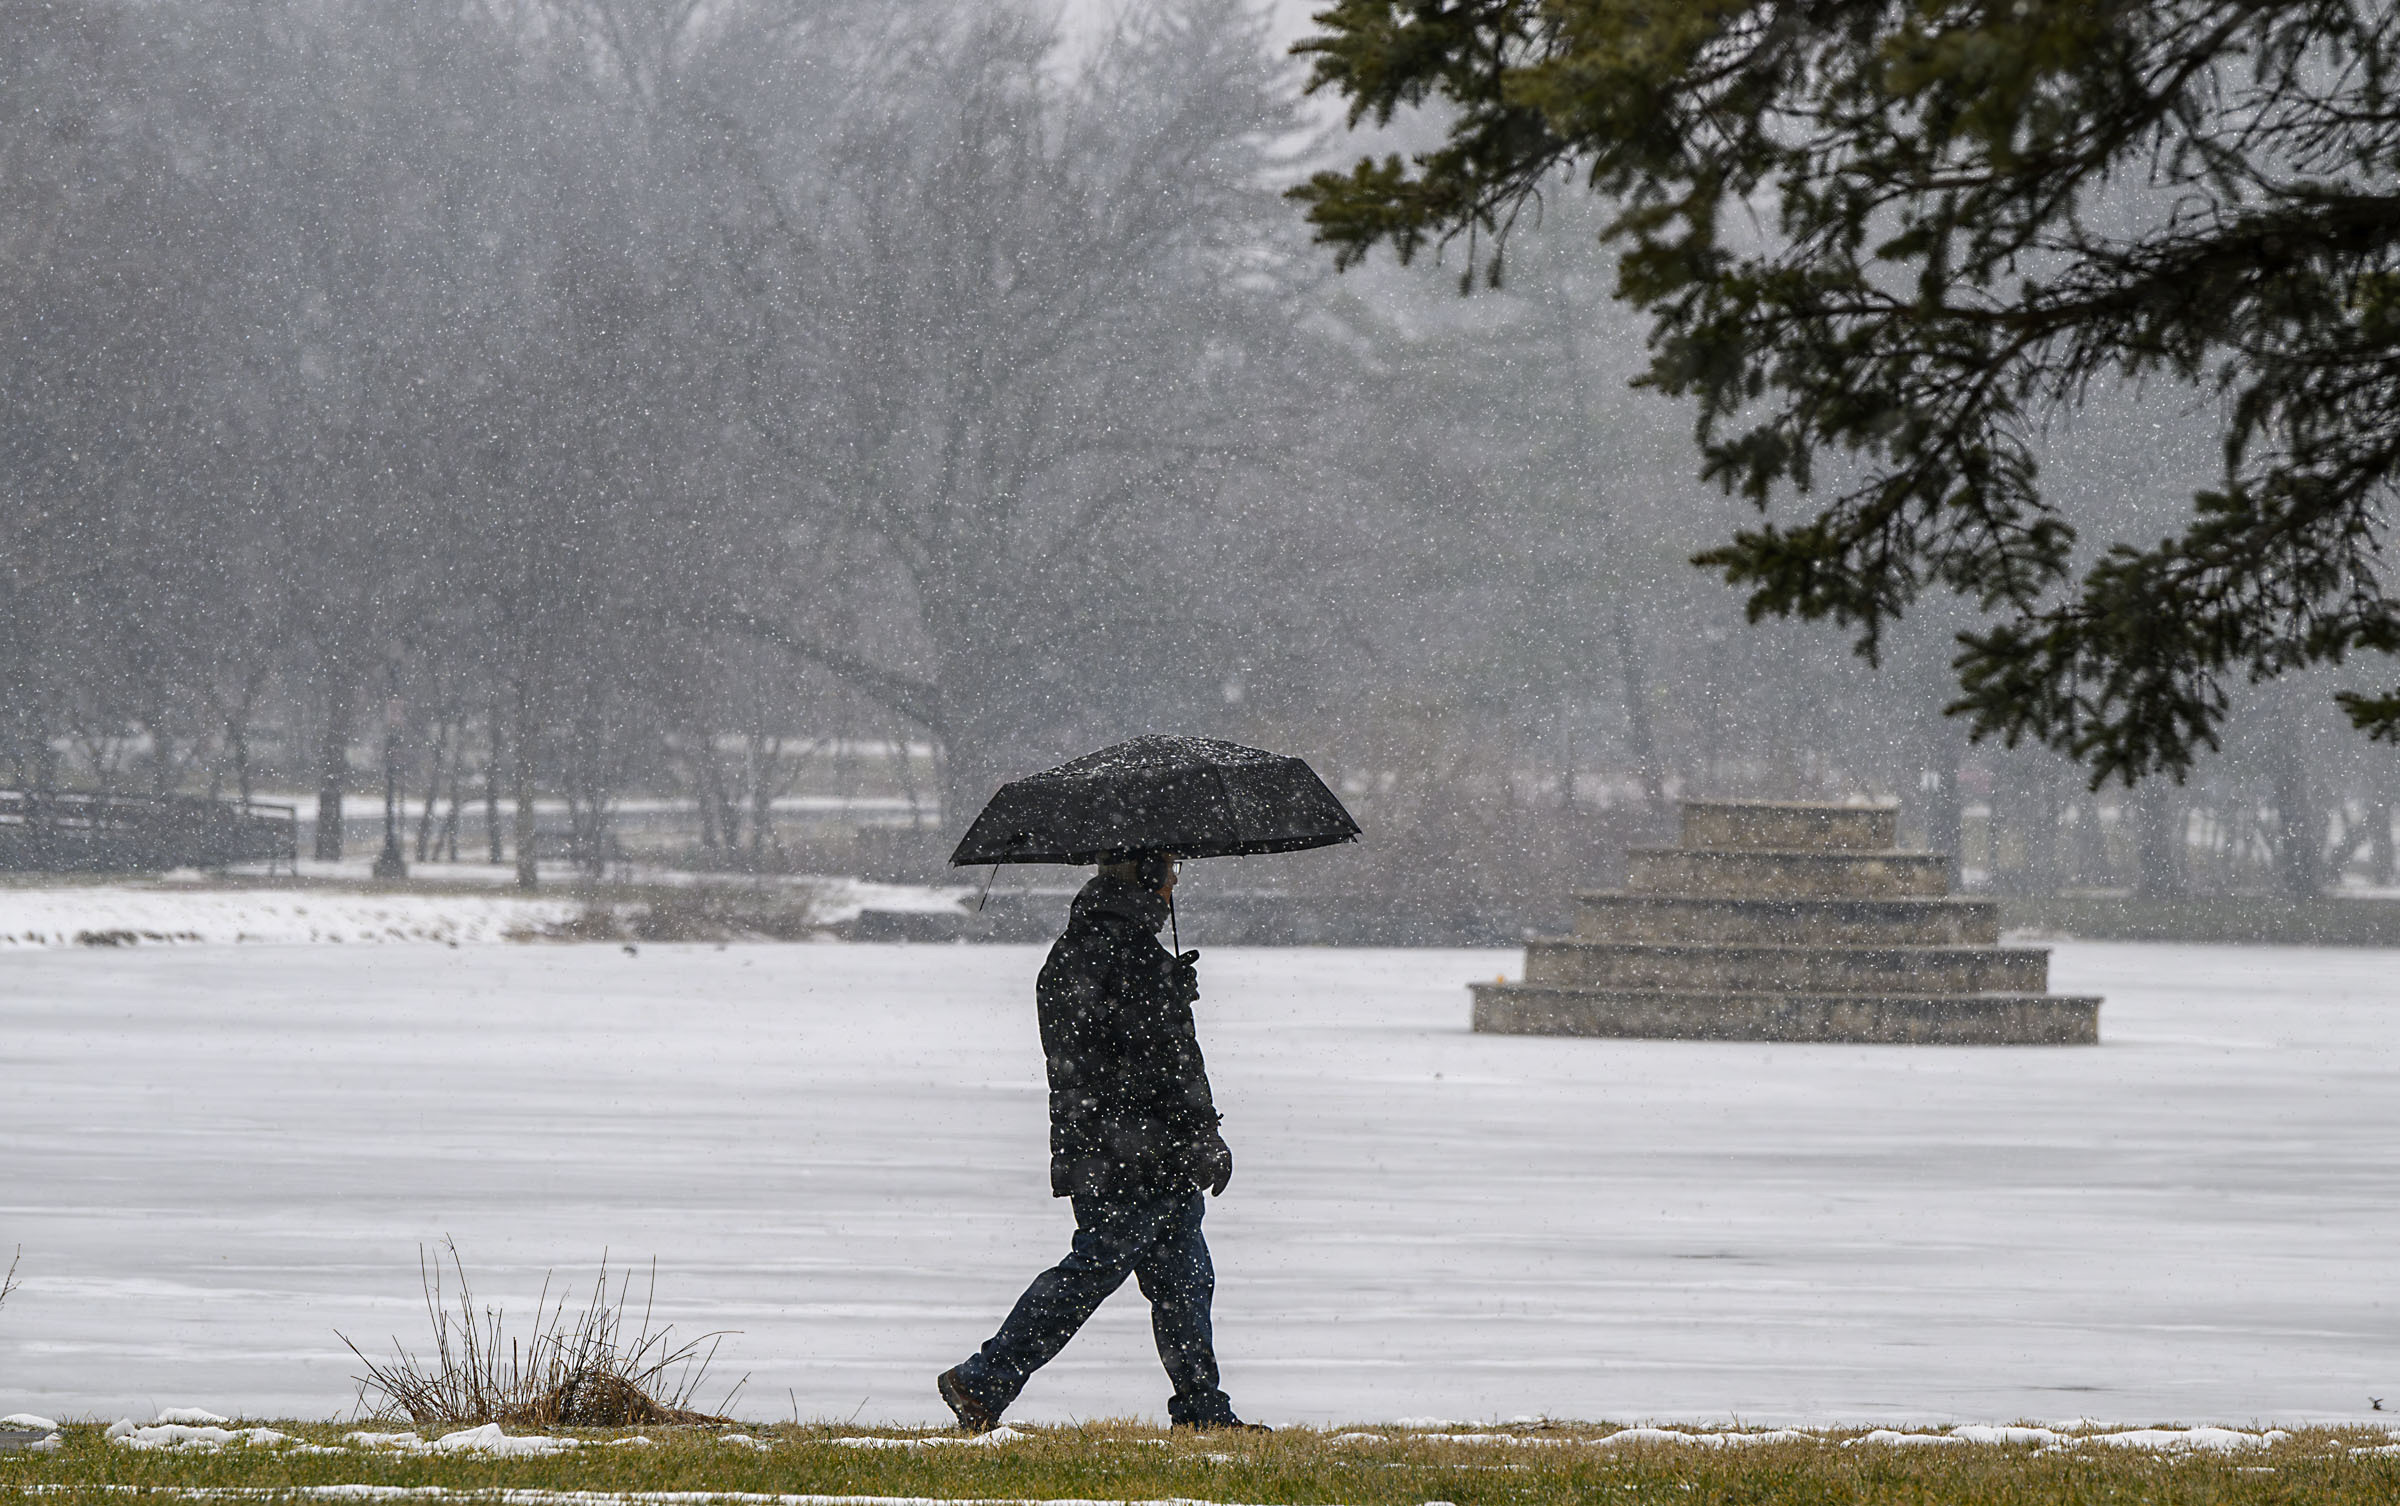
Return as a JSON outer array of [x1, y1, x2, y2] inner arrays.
[[951, 1197, 1153, 1415], [1132, 1190, 1235, 1425]]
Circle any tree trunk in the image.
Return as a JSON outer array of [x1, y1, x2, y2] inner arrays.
[[2020, 765, 2060, 896], [441, 754, 463, 862], [1922, 761, 1963, 891], [512, 683, 538, 891], [1983, 766, 2019, 895], [1555, 696, 1576, 810], [228, 708, 253, 807], [924, 639, 1040, 867], [938, 738, 999, 860], [694, 731, 721, 854], [1905, 695, 1966, 888], [748, 733, 779, 859], [1696, 628, 1729, 794], [2132, 782, 2184, 898], [2271, 738, 2322, 901], [1609, 604, 1663, 805], [703, 737, 741, 853], [891, 728, 929, 829], [485, 699, 504, 866], [314, 677, 354, 862], [2058, 797, 2089, 886], [220, 666, 264, 809], [566, 702, 611, 879], [150, 719, 175, 797], [414, 718, 447, 861]]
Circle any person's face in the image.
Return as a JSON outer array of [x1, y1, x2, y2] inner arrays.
[[1157, 858, 1180, 897]]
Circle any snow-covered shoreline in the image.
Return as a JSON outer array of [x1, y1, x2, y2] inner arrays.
[[0, 877, 969, 947], [0, 886, 580, 947]]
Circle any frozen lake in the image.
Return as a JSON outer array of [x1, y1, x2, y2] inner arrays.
[[1, 939, 2394, 1427]]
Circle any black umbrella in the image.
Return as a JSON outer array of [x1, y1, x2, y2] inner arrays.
[[950, 734, 1361, 867]]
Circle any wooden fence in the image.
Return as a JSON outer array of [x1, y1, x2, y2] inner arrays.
[[0, 789, 298, 873]]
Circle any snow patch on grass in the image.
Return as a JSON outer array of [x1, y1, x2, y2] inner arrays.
[[2079, 1427, 2290, 1452], [1335, 1424, 2293, 1453], [831, 1428, 1030, 1450], [18, 1491, 1306, 1506], [110, 1425, 289, 1452], [1594, 1428, 1814, 1448], [344, 1426, 656, 1458]]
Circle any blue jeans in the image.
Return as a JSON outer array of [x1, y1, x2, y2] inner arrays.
[[956, 1188, 1233, 1424]]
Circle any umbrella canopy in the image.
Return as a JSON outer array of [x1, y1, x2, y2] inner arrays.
[[949, 735, 1361, 866]]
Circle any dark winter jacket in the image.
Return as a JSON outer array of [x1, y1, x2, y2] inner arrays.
[[1037, 874, 1222, 1201]]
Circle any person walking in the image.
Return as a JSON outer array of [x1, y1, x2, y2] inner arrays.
[[937, 850, 1263, 1433]]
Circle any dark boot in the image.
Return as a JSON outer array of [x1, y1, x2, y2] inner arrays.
[[1175, 1414, 1268, 1433], [937, 1367, 1002, 1434], [1170, 1390, 1265, 1433]]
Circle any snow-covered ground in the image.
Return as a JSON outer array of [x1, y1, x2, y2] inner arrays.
[[0, 940, 2393, 1428], [0, 885, 582, 947], [0, 877, 967, 946]]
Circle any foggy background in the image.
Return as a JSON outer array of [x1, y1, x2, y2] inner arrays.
[[5, 0, 2394, 939]]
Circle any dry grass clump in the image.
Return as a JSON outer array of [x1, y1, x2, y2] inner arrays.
[[340, 1240, 740, 1427], [524, 884, 819, 944]]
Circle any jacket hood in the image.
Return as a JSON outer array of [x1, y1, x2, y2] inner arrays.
[[1070, 872, 1170, 934]]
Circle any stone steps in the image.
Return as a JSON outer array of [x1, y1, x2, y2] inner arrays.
[[1678, 799, 1894, 851], [1470, 982, 2101, 1045], [1473, 797, 2099, 1046], [1627, 847, 1951, 899], [1523, 939, 2046, 994], [1573, 893, 2001, 945]]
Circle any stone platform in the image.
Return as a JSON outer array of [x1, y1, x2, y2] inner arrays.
[[1471, 799, 2102, 1044]]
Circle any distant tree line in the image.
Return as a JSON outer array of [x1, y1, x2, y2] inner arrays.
[[1, 0, 1317, 877], [1, 0, 2390, 912]]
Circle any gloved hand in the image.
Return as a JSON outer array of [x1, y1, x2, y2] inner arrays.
[[1192, 1131, 1233, 1197], [1169, 949, 1201, 1005]]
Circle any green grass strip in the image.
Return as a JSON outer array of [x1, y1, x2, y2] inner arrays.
[[9, 1420, 2400, 1506]]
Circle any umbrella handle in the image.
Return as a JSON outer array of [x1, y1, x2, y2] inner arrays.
[[1170, 891, 1179, 952], [976, 864, 1001, 913]]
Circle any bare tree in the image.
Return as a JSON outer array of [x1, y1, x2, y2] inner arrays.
[[677, 0, 1314, 823]]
